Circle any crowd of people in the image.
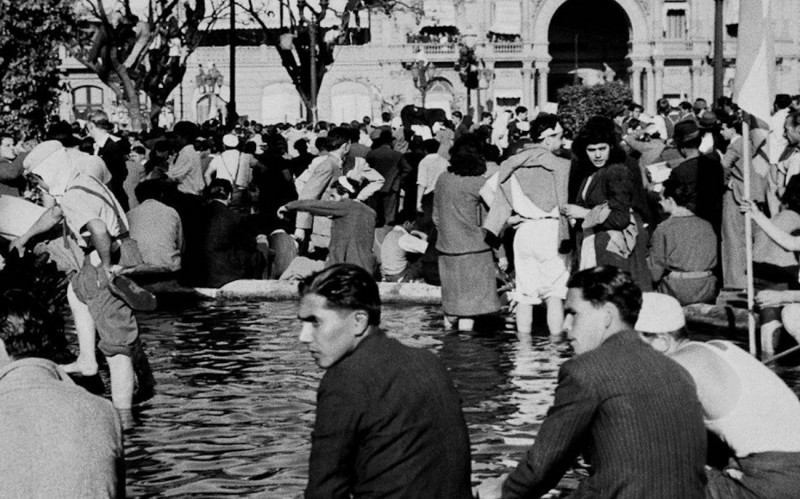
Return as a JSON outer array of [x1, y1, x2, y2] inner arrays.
[[3, 91, 800, 496]]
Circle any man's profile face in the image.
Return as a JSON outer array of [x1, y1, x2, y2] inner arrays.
[[563, 288, 607, 355], [298, 293, 360, 369]]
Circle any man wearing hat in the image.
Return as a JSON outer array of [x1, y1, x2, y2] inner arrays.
[[9, 140, 151, 411], [670, 119, 725, 233], [478, 266, 707, 499], [637, 292, 800, 499], [204, 133, 254, 209]]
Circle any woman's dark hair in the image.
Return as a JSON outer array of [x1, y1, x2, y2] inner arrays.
[[782, 175, 800, 214], [207, 178, 233, 200], [443, 134, 481, 175], [662, 177, 695, 209], [657, 98, 671, 116], [566, 266, 643, 327], [243, 141, 257, 155], [0, 290, 63, 361], [572, 116, 626, 169], [299, 264, 381, 325]]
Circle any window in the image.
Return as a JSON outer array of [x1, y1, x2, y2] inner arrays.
[[663, 2, 688, 39], [72, 86, 104, 121]]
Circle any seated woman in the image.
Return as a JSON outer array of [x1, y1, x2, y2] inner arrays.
[[279, 176, 377, 274], [196, 179, 265, 288], [648, 177, 718, 305]]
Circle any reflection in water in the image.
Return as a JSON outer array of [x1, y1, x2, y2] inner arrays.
[[100, 301, 796, 497]]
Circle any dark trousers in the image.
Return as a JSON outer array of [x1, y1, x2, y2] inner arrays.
[[370, 191, 399, 227]]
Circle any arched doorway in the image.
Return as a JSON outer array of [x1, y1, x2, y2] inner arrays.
[[547, 0, 631, 101], [425, 78, 454, 117], [329, 81, 374, 124]]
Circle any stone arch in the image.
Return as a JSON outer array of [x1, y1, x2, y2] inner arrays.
[[532, 0, 650, 50], [425, 78, 455, 116], [329, 80, 374, 124], [261, 82, 303, 124]]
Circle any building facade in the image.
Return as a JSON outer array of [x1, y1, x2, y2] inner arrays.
[[62, 0, 800, 126]]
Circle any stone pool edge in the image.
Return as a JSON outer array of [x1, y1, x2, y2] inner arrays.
[[154, 279, 749, 336]]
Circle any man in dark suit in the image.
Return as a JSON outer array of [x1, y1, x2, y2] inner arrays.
[[87, 110, 131, 211], [298, 264, 472, 499], [478, 266, 707, 499], [366, 130, 412, 226]]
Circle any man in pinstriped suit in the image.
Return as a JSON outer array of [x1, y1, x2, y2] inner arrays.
[[478, 266, 707, 499]]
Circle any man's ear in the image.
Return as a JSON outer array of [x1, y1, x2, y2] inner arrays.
[[352, 310, 370, 337]]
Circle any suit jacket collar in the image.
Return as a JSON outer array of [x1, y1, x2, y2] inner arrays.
[[601, 329, 641, 348]]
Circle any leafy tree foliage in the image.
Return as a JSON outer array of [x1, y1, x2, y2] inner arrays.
[[557, 82, 632, 136], [0, 0, 75, 136], [70, 0, 223, 131]]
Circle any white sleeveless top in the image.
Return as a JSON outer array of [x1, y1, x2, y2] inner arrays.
[[694, 340, 800, 456]]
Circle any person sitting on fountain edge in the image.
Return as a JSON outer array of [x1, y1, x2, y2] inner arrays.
[[477, 266, 707, 499], [637, 292, 800, 499], [297, 263, 472, 498]]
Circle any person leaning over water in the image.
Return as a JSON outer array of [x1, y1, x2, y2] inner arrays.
[[477, 266, 706, 499], [298, 264, 472, 498], [637, 292, 800, 499]]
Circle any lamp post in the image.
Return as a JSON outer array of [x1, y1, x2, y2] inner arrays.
[[457, 34, 480, 118], [228, 0, 237, 126], [298, 0, 329, 124], [713, 0, 724, 103]]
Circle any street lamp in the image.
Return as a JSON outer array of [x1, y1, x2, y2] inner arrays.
[[403, 47, 433, 106], [298, 0, 329, 124], [456, 34, 480, 118]]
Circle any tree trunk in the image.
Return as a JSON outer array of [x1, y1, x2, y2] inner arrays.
[[124, 92, 146, 132]]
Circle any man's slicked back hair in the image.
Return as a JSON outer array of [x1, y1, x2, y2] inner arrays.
[[299, 264, 381, 325], [566, 266, 643, 327]]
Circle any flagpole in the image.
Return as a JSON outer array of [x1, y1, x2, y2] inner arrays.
[[742, 117, 757, 356]]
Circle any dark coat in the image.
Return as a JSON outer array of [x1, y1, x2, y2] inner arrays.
[[366, 144, 411, 194], [306, 330, 472, 499], [199, 201, 262, 287], [503, 330, 707, 499], [97, 137, 131, 210]]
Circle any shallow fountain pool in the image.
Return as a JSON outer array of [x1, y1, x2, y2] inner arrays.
[[105, 299, 576, 497]]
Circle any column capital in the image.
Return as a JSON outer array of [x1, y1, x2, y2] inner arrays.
[[534, 62, 549, 72]]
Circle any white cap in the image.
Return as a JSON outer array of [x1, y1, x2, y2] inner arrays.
[[635, 292, 685, 334], [222, 134, 239, 148]]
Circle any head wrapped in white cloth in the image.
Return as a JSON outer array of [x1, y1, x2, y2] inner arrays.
[[23, 140, 76, 196]]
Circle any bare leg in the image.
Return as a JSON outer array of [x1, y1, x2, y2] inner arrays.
[[545, 296, 565, 339], [106, 354, 135, 410], [61, 283, 99, 376], [516, 303, 533, 343], [457, 318, 474, 331], [781, 304, 800, 347]]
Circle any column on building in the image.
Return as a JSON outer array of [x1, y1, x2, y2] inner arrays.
[[654, 59, 665, 104], [520, 0, 531, 41], [645, 63, 656, 113], [521, 66, 534, 109], [690, 60, 703, 100], [629, 65, 643, 105], [535, 62, 549, 108]]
